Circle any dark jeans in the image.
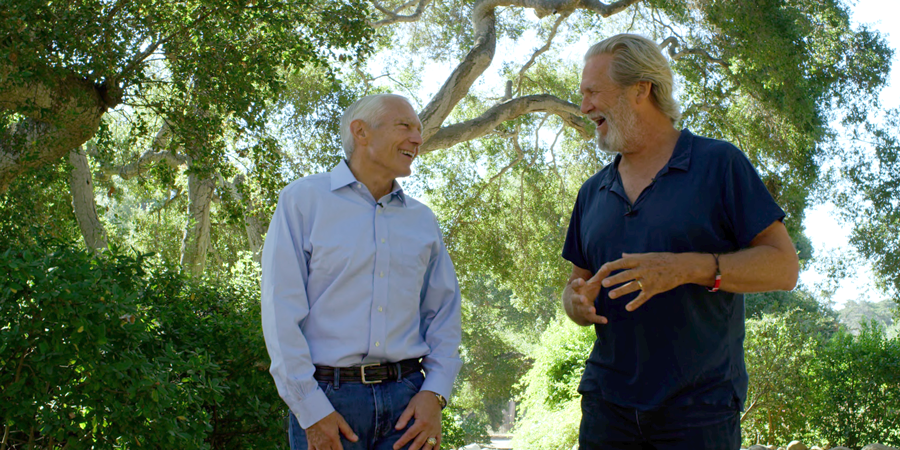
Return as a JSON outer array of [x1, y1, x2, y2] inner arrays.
[[579, 391, 741, 450]]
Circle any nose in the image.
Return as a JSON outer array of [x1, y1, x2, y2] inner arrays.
[[580, 95, 592, 115], [410, 128, 423, 146]]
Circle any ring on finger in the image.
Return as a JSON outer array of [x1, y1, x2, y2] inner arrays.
[[426, 437, 437, 446], [637, 279, 644, 290]]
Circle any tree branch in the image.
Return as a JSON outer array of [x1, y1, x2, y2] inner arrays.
[[95, 149, 187, 181], [370, 0, 432, 28], [421, 94, 591, 152], [516, 12, 570, 94], [417, 0, 638, 143], [660, 36, 730, 68], [448, 130, 525, 239]]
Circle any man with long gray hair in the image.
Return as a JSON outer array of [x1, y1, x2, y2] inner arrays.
[[261, 94, 462, 450], [561, 34, 799, 448]]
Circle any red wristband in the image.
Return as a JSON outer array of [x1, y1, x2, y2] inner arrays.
[[708, 253, 721, 293]]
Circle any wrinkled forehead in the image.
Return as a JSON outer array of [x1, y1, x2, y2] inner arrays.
[[580, 54, 617, 92], [385, 98, 422, 127]]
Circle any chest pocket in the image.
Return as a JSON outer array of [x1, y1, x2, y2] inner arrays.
[[390, 231, 433, 302]]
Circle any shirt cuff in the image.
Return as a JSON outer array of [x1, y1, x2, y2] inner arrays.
[[420, 371, 456, 401], [291, 387, 335, 429]]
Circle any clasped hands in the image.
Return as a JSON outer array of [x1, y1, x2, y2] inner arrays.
[[306, 390, 442, 450], [569, 252, 689, 324]]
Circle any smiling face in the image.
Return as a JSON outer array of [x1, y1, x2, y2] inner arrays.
[[580, 53, 639, 154], [351, 97, 423, 180]]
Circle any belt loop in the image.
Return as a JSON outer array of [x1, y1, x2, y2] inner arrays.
[[395, 362, 402, 382], [333, 366, 340, 390]]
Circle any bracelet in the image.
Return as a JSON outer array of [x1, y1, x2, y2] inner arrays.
[[708, 253, 721, 293]]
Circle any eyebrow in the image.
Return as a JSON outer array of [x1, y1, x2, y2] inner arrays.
[[396, 118, 422, 131]]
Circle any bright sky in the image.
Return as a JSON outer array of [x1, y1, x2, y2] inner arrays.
[[798, 0, 900, 309]]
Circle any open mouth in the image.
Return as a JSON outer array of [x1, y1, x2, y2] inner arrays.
[[595, 117, 606, 127], [400, 150, 416, 159]]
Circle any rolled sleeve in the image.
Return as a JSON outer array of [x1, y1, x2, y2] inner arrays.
[[418, 221, 463, 400], [260, 188, 334, 428]]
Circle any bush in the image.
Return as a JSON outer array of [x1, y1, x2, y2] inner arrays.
[[809, 322, 900, 448], [0, 242, 283, 449], [741, 311, 823, 446], [441, 406, 490, 449], [512, 316, 594, 450]]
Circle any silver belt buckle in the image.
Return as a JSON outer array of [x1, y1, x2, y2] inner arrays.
[[360, 363, 382, 384]]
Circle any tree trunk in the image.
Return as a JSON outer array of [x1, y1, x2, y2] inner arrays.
[[222, 175, 264, 263], [67, 147, 108, 251], [179, 172, 215, 277], [0, 65, 118, 195]]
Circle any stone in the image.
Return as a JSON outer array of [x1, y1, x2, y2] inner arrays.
[[862, 445, 899, 450], [829, 447, 852, 450], [787, 441, 808, 450], [748, 446, 769, 450]]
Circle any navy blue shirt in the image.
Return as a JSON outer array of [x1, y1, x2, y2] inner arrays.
[[562, 129, 785, 411]]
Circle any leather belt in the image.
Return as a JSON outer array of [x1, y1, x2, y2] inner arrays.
[[313, 358, 422, 384]]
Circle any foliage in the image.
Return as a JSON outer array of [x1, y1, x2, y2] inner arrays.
[[512, 316, 594, 450], [808, 323, 900, 449], [828, 106, 900, 300], [450, 276, 556, 429], [440, 405, 491, 450], [0, 240, 282, 449], [746, 289, 839, 327], [0, 163, 79, 248], [741, 312, 825, 447], [838, 299, 898, 336], [0, 0, 375, 170]]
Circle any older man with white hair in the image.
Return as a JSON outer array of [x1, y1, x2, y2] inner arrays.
[[562, 34, 800, 448], [261, 94, 461, 450]]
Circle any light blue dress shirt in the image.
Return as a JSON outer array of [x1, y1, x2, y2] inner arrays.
[[261, 160, 463, 429]]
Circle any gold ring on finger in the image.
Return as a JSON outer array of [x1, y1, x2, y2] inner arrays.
[[426, 437, 437, 446], [637, 279, 644, 290]]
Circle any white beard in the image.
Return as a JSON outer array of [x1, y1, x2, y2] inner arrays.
[[595, 93, 638, 155]]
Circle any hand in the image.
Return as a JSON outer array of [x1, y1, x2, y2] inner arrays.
[[593, 252, 691, 312], [393, 390, 442, 450], [306, 411, 358, 450], [567, 277, 607, 326]]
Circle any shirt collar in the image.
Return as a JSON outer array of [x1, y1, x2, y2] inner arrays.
[[330, 159, 408, 206], [597, 129, 693, 191]]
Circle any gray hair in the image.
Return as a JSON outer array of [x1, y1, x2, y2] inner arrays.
[[340, 93, 412, 159], [585, 34, 681, 125]]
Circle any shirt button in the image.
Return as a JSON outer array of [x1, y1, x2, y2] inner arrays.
[[378, 306, 383, 312], [377, 208, 382, 214], [381, 238, 385, 244], [380, 271, 384, 278], [356, 183, 361, 189], [375, 341, 380, 347]]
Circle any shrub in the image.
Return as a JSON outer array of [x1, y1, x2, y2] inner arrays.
[[0, 242, 282, 449], [512, 316, 594, 450], [808, 322, 900, 448]]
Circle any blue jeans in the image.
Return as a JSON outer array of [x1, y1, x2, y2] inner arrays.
[[579, 391, 741, 450], [288, 371, 425, 450]]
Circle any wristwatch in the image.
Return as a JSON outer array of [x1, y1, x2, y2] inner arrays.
[[434, 393, 448, 410]]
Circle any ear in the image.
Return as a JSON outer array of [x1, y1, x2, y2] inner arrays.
[[350, 119, 369, 146], [633, 81, 653, 104]]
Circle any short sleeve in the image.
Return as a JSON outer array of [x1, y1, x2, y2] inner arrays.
[[722, 150, 786, 248], [562, 188, 589, 270]]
